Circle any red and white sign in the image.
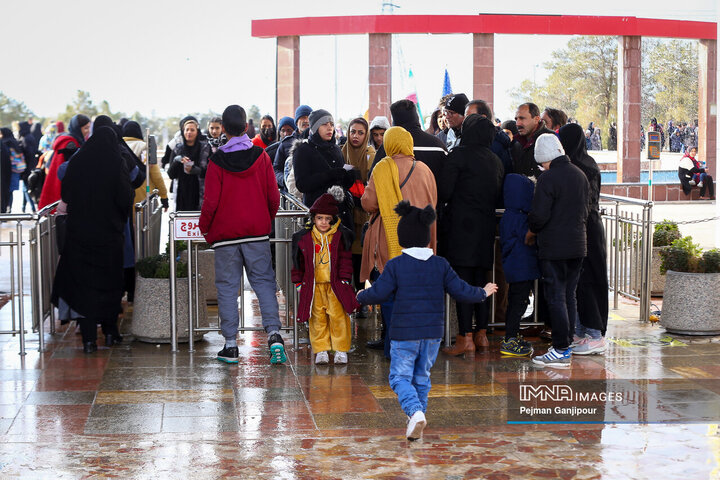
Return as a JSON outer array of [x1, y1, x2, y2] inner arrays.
[[174, 217, 203, 240]]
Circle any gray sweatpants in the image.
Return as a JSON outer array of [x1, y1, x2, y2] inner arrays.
[[214, 241, 281, 340]]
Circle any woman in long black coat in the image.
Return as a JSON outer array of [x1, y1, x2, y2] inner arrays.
[[438, 114, 504, 354], [559, 123, 609, 338], [52, 127, 134, 353]]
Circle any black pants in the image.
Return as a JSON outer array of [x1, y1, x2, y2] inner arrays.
[[505, 280, 534, 339], [352, 254, 363, 290], [78, 318, 119, 344], [700, 175, 715, 198], [124, 267, 136, 302], [540, 258, 583, 351], [453, 266, 489, 335]]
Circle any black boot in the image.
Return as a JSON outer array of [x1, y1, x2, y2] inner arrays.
[[83, 342, 97, 354]]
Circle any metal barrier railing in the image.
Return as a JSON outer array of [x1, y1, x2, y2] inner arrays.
[[600, 194, 653, 323], [134, 190, 163, 261], [168, 193, 309, 352]]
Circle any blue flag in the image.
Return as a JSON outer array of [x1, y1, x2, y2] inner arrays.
[[442, 69, 452, 96]]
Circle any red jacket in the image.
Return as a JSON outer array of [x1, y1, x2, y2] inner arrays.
[[38, 135, 80, 209], [199, 146, 280, 247], [251, 135, 268, 149], [291, 224, 360, 322]]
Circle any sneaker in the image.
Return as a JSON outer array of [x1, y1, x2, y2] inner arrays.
[[334, 351, 348, 364], [500, 337, 533, 357], [315, 351, 329, 365], [532, 346, 572, 368], [267, 333, 287, 365], [406, 411, 427, 441], [698, 181, 704, 188], [217, 346, 239, 364], [572, 337, 607, 355], [570, 335, 588, 348]]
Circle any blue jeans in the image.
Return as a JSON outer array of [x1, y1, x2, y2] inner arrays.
[[574, 319, 602, 339], [540, 258, 583, 351], [389, 339, 441, 417], [214, 241, 281, 340]]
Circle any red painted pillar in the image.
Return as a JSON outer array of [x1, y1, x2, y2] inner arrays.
[[617, 36, 642, 183], [276, 36, 300, 120], [369, 33, 392, 121], [472, 33, 494, 110], [698, 39, 717, 177]]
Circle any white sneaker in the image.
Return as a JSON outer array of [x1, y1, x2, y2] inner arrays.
[[698, 181, 704, 188], [406, 411, 427, 441], [334, 351, 348, 364], [570, 335, 588, 348], [315, 351, 329, 365]]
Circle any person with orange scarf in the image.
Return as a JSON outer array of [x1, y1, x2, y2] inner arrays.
[[360, 126, 437, 357]]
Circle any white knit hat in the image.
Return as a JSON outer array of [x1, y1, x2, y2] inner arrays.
[[534, 133, 565, 164]]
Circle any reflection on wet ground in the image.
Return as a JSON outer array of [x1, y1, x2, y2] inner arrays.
[[0, 293, 718, 479]]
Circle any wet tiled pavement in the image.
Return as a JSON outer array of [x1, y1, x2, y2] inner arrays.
[[0, 293, 719, 479]]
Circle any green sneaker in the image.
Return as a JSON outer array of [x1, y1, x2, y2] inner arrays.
[[268, 333, 287, 365], [500, 337, 533, 357]]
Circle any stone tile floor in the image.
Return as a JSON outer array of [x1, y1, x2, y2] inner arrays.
[[0, 295, 718, 479]]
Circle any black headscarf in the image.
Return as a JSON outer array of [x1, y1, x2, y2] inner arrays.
[[122, 121, 143, 140], [94, 116, 145, 189], [459, 114, 495, 148], [259, 115, 276, 146], [559, 122, 600, 209], [0, 127, 22, 152], [64, 114, 91, 146], [180, 119, 203, 162]]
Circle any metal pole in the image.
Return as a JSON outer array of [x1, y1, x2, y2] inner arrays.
[[193, 242, 200, 337], [169, 216, 178, 352], [16, 223, 26, 356], [444, 294, 451, 348], [613, 201, 620, 309], [48, 215, 57, 333], [135, 207, 143, 262], [187, 240, 194, 352], [293, 286, 299, 349], [9, 231, 16, 335], [34, 219, 45, 351], [239, 275, 245, 330]]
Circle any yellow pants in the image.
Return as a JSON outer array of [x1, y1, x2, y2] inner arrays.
[[310, 283, 351, 353]]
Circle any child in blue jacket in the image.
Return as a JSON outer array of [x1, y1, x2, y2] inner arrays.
[[357, 201, 497, 441], [499, 174, 541, 356]]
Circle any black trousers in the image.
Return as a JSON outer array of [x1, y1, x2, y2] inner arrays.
[[352, 254, 363, 290], [78, 318, 119, 344], [540, 258, 583, 351], [505, 280, 534, 339], [700, 175, 715, 198], [453, 266, 489, 335]]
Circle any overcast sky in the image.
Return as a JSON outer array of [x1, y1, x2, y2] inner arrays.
[[2, 0, 716, 125]]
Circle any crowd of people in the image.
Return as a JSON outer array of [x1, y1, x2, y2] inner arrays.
[[1, 93, 622, 441]]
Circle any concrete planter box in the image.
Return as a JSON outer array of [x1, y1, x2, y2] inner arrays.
[[661, 270, 720, 335], [131, 275, 209, 343], [651, 247, 666, 296], [180, 249, 217, 302]]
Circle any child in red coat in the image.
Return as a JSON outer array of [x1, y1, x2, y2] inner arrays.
[[291, 187, 359, 365]]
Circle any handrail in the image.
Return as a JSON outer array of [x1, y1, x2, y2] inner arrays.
[[281, 192, 309, 212], [600, 193, 653, 207]]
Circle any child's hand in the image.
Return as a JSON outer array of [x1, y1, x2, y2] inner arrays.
[[483, 283, 498, 297]]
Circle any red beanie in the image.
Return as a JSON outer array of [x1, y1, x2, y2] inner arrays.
[[309, 186, 344, 216]]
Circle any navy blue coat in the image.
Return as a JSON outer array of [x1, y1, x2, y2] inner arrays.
[[499, 174, 540, 283], [491, 128, 513, 177], [357, 253, 487, 340]]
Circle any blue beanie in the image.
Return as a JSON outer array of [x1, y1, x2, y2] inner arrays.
[[278, 116, 296, 132], [294, 105, 312, 123]]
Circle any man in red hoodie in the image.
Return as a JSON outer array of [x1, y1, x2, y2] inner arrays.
[[199, 105, 284, 365]]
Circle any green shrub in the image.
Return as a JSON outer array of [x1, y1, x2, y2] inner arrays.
[[136, 254, 188, 278], [659, 236, 718, 274], [653, 220, 681, 247], [701, 249, 720, 274]]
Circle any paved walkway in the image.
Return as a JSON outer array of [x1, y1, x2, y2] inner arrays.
[[0, 287, 718, 479]]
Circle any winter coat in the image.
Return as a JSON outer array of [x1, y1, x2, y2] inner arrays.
[[292, 132, 356, 229], [199, 144, 280, 247], [491, 128, 513, 177], [291, 222, 359, 322], [437, 115, 503, 269], [167, 139, 211, 211], [38, 135, 81, 209], [273, 130, 306, 190], [499, 174, 540, 283], [124, 137, 168, 205], [357, 252, 487, 340], [528, 155, 589, 260], [360, 154, 437, 281], [512, 124, 555, 179]]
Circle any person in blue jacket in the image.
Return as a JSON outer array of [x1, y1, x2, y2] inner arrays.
[[357, 201, 497, 441], [499, 174, 541, 356]]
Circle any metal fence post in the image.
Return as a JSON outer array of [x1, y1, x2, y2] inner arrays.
[[15, 223, 26, 356], [34, 219, 45, 352], [613, 200, 620, 309], [187, 239, 194, 353], [169, 215, 178, 352]]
